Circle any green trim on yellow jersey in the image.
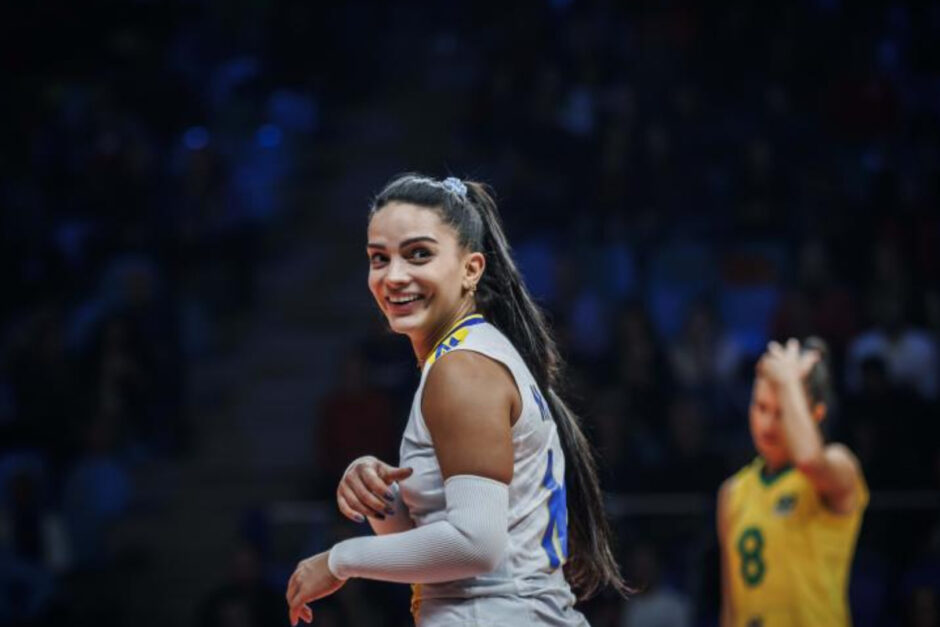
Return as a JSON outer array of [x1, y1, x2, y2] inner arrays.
[[757, 458, 794, 487]]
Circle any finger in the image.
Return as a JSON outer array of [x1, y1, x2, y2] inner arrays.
[[289, 586, 308, 610], [301, 605, 313, 623], [290, 606, 298, 627], [337, 493, 366, 523], [786, 337, 800, 356], [800, 350, 820, 373], [286, 570, 299, 603], [767, 340, 784, 355], [348, 475, 389, 516], [361, 466, 395, 502], [339, 483, 383, 519], [379, 464, 414, 482]]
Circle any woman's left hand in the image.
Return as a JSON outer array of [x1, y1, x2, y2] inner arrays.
[[757, 338, 819, 387], [285, 551, 346, 625]]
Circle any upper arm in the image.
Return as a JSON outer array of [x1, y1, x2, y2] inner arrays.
[[801, 443, 863, 515], [421, 350, 517, 484]]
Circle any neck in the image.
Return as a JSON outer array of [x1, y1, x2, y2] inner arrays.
[[762, 456, 791, 474], [413, 300, 477, 367]]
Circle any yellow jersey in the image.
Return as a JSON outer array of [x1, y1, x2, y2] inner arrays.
[[723, 457, 868, 627]]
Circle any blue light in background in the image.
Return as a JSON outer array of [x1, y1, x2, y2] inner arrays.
[[182, 126, 210, 150], [268, 89, 318, 133], [256, 124, 282, 148]]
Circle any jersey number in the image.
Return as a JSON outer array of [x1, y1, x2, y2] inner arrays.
[[541, 449, 569, 569], [737, 526, 765, 586]]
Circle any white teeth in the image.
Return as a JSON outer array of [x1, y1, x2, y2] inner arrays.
[[389, 294, 422, 304]]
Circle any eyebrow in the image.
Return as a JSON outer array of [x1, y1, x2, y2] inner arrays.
[[367, 236, 439, 250]]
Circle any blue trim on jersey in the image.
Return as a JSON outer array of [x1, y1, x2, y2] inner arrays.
[[531, 385, 550, 421], [448, 313, 485, 333], [430, 314, 486, 361], [540, 449, 569, 569]]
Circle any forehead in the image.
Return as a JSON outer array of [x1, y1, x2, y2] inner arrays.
[[752, 376, 778, 404], [368, 202, 453, 242]]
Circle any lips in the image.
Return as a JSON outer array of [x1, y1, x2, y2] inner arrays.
[[758, 434, 779, 449], [388, 294, 423, 304], [386, 293, 425, 315]]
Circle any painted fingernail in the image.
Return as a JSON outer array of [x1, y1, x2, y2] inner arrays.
[[355, 514, 365, 523], [384, 492, 395, 501], [385, 507, 395, 515]]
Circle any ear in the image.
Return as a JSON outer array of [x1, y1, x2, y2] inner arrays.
[[463, 251, 485, 289], [811, 402, 827, 424]]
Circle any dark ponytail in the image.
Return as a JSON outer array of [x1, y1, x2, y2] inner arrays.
[[802, 336, 833, 409], [371, 174, 629, 599]]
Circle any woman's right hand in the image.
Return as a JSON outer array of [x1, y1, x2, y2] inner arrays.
[[337, 456, 413, 523]]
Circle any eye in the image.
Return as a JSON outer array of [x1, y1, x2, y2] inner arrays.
[[369, 252, 388, 265], [407, 247, 433, 261]]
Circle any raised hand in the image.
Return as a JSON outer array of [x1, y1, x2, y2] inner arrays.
[[757, 338, 820, 387]]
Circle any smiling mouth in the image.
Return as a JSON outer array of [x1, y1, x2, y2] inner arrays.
[[387, 294, 425, 305]]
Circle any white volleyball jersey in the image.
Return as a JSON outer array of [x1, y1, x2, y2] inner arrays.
[[398, 314, 587, 625]]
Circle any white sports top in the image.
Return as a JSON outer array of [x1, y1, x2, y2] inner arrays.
[[398, 314, 577, 608]]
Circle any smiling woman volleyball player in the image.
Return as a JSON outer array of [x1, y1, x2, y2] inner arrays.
[[718, 338, 868, 627], [285, 175, 627, 625]]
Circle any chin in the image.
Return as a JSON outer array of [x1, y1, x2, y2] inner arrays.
[[385, 311, 427, 335], [754, 442, 781, 464], [386, 316, 415, 335], [760, 450, 788, 467]]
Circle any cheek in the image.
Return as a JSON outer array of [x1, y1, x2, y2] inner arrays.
[[439, 275, 464, 304], [367, 269, 383, 298], [749, 408, 769, 432], [748, 409, 760, 433], [414, 261, 457, 295]]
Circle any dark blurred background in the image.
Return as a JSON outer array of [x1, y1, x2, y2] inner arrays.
[[2, 1, 939, 626]]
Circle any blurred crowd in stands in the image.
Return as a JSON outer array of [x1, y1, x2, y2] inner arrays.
[[2, 1, 939, 626]]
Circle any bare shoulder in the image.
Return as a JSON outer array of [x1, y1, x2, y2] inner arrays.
[[422, 349, 516, 420], [421, 350, 515, 482], [820, 442, 865, 514], [823, 442, 864, 480]]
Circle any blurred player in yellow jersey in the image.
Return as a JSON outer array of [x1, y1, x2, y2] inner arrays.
[[718, 338, 868, 627]]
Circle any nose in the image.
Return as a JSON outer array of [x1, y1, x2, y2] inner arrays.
[[385, 256, 410, 287]]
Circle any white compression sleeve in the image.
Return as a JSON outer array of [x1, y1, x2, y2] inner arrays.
[[328, 475, 509, 583], [368, 481, 414, 535]]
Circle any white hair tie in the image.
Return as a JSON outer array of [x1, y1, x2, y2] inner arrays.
[[442, 177, 468, 198]]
